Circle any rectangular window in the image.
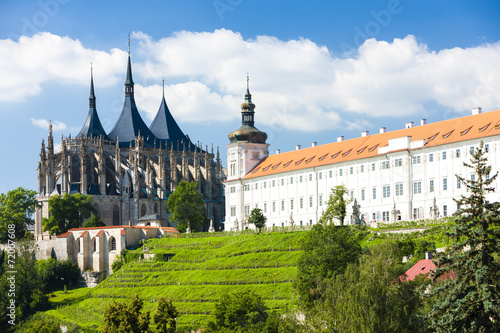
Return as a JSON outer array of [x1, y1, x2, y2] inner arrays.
[[395, 158, 402, 167], [486, 173, 490, 180], [442, 151, 447, 160], [255, 183, 258, 190], [360, 165, 364, 173], [281, 179, 284, 186], [443, 205, 448, 217], [244, 184, 250, 191], [412, 155, 421, 164], [244, 205, 250, 216], [350, 166, 353, 175], [470, 146, 475, 155], [455, 149, 460, 158], [413, 181, 422, 194], [457, 176, 461, 189], [383, 185, 390, 198], [396, 183, 403, 196], [309, 174, 313, 181], [290, 177, 294, 184], [339, 169, 343, 176], [319, 195, 323, 206], [471, 174, 475, 181], [255, 203, 259, 209], [300, 197, 303, 209], [230, 186, 235, 193], [361, 189, 365, 201], [350, 190, 354, 200], [383, 211, 389, 222], [319, 172, 322, 180], [429, 153, 434, 162], [263, 182, 267, 189], [485, 144, 489, 153], [290, 199, 294, 210], [281, 200, 285, 211], [299, 175, 303, 183], [309, 196, 313, 208], [372, 163, 375, 171], [429, 179, 434, 192], [372, 187, 377, 200], [272, 201, 276, 212], [272, 180, 276, 187], [443, 178, 448, 191], [382, 161, 390, 169], [230, 206, 236, 217], [263, 202, 267, 213], [329, 170, 333, 178]]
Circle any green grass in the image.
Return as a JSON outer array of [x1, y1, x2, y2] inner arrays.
[[47, 231, 305, 332]]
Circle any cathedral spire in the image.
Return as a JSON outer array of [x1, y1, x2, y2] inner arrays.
[[89, 63, 96, 108], [125, 35, 134, 97]]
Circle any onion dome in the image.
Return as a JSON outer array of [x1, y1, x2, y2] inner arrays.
[[228, 77, 267, 144]]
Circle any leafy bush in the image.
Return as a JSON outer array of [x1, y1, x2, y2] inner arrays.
[[37, 258, 81, 293]]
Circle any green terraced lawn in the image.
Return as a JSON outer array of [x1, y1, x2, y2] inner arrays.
[[47, 231, 305, 332]]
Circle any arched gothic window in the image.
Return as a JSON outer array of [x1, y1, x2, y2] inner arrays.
[[109, 237, 116, 252]]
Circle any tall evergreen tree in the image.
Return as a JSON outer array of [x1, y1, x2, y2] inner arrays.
[[428, 141, 500, 332]]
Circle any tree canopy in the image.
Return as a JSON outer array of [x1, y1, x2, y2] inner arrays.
[[320, 185, 350, 226], [0, 187, 39, 242], [248, 207, 266, 232], [208, 290, 268, 332], [153, 297, 179, 333], [42, 193, 97, 235], [428, 141, 500, 332], [103, 294, 150, 333], [295, 223, 364, 308], [166, 180, 205, 233]]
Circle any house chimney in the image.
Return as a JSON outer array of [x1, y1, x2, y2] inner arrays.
[[361, 131, 369, 137], [337, 136, 344, 142], [276, 149, 280, 155], [472, 107, 482, 115], [379, 127, 386, 134], [296, 145, 301, 150], [421, 119, 427, 126], [405, 122, 414, 129], [425, 252, 433, 260], [312, 142, 317, 147]]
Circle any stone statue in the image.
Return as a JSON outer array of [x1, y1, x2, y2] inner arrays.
[[208, 219, 215, 233], [234, 218, 239, 231], [289, 212, 295, 226], [391, 202, 398, 222], [352, 199, 361, 225], [430, 197, 439, 220]]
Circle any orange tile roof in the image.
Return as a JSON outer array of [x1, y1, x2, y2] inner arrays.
[[56, 232, 70, 238], [79, 230, 88, 237], [400, 259, 436, 282], [241, 109, 500, 180], [95, 230, 103, 237], [120, 229, 126, 236]]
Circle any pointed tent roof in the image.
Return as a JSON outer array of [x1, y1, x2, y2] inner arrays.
[[107, 53, 157, 148], [77, 68, 110, 139], [149, 81, 194, 150]]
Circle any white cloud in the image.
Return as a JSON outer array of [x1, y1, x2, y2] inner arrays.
[[31, 118, 67, 131], [0, 32, 127, 102], [4, 31, 500, 132]]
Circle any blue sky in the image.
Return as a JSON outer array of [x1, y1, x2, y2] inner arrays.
[[1, 0, 500, 193]]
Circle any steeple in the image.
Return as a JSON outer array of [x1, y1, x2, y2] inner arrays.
[[149, 78, 193, 150], [77, 66, 110, 139], [108, 41, 157, 148], [125, 35, 134, 96], [228, 76, 267, 144]]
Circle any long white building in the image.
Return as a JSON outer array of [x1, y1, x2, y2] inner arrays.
[[224, 86, 500, 230]]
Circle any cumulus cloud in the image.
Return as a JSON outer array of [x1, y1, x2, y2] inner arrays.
[[31, 118, 67, 131], [0, 32, 127, 102], [3, 31, 500, 132]]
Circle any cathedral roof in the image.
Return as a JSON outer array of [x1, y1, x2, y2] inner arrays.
[[149, 83, 194, 150], [107, 54, 157, 147], [240, 108, 500, 180], [77, 69, 110, 140]]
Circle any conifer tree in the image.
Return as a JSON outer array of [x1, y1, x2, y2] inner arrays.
[[428, 141, 500, 332]]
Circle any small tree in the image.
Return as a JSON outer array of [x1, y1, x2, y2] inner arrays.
[[42, 193, 97, 235], [166, 180, 205, 233], [103, 294, 150, 333], [320, 185, 350, 226], [208, 290, 268, 332], [0, 187, 39, 242], [153, 297, 179, 333], [83, 215, 105, 228], [428, 141, 500, 332], [248, 207, 266, 232]]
